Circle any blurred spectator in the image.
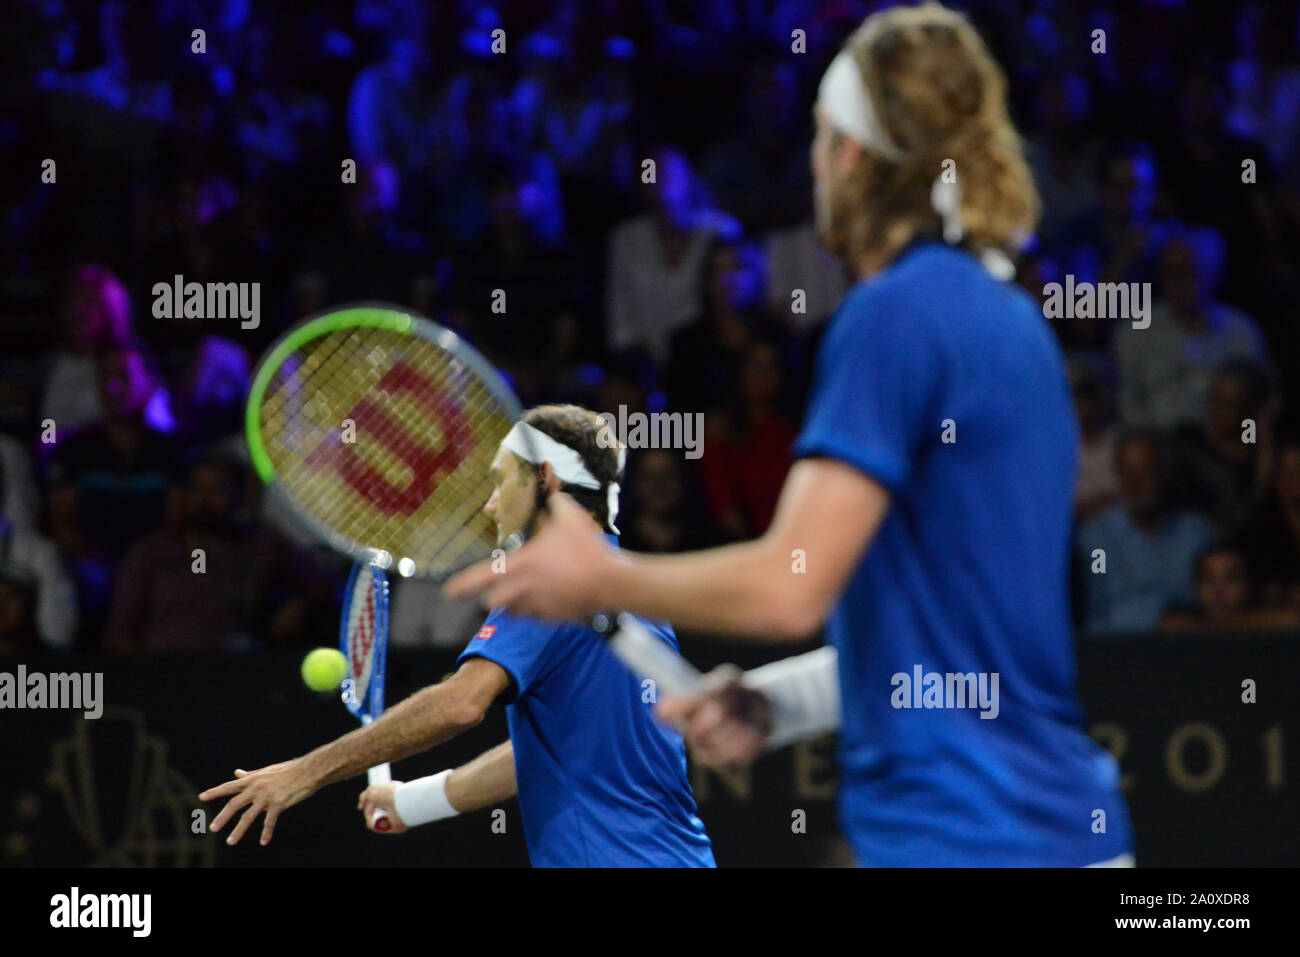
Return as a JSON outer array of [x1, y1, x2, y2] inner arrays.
[[764, 220, 850, 336], [699, 338, 797, 540], [131, 172, 252, 319], [1160, 66, 1275, 307], [447, 160, 582, 359], [1169, 360, 1278, 534], [1160, 542, 1300, 632], [45, 342, 183, 643], [433, 68, 520, 244], [605, 146, 738, 361], [1019, 251, 1107, 355], [1113, 229, 1268, 430], [0, 577, 38, 656], [0, 515, 77, 651], [1235, 437, 1300, 609], [579, 350, 659, 431], [346, 30, 436, 179], [665, 239, 766, 414], [0, 434, 41, 531], [699, 59, 810, 232], [231, 9, 332, 181], [523, 30, 635, 186], [104, 454, 325, 652], [1055, 143, 1177, 290], [41, 266, 134, 435], [0, 0, 1295, 650], [1070, 355, 1121, 522], [293, 160, 429, 306], [1226, 2, 1300, 182], [1026, 72, 1101, 249], [1078, 430, 1213, 635], [620, 449, 712, 554], [38, 0, 172, 170], [155, 324, 251, 446]]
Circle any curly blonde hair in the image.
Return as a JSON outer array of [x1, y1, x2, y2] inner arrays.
[[821, 3, 1039, 270]]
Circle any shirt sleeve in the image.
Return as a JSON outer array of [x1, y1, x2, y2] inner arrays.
[[456, 608, 567, 703], [792, 283, 944, 492]]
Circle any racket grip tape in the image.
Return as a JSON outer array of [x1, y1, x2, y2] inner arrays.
[[367, 763, 393, 831]]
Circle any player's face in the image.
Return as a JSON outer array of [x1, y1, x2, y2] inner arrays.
[[810, 109, 860, 245], [811, 109, 836, 239], [484, 444, 538, 546]]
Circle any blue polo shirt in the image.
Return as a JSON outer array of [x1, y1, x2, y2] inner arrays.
[[793, 242, 1133, 866], [457, 560, 715, 867]]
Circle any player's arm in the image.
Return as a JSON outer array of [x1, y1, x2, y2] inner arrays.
[[298, 657, 508, 787], [657, 647, 841, 767], [604, 458, 887, 637], [446, 739, 517, 809], [199, 657, 510, 846], [448, 457, 891, 641], [358, 740, 517, 833]]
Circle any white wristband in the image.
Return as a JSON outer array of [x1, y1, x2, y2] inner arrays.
[[393, 770, 459, 827], [741, 646, 841, 749]]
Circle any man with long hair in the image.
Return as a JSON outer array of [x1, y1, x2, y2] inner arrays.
[[450, 3, 1135, 868]]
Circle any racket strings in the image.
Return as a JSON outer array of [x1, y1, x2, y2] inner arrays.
[[265, 327, 417, 542], [257, 319, 516, 576]]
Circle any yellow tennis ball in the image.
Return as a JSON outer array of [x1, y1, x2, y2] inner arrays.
[[301, 648, 348, 692]]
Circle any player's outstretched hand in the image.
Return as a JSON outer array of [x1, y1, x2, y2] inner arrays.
[[446, 492, 617, 619], [657, 665, 773, 767], [358, 782, 408, 834], [199, 759, 319, 846]]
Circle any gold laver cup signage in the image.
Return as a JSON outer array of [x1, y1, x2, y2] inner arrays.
[[1, 636, 1295, 867], [4, 707, 217, 867]]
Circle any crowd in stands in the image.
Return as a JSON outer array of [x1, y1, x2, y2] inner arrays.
[[1, 0, 1298, 651]]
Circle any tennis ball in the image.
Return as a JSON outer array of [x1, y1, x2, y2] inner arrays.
[[301, 648, 348, 692]]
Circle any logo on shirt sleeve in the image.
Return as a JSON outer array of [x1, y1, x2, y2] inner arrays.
[[475, 625, 497, 641]]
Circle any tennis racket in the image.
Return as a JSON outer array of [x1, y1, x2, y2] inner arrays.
[[246, 304, 522, 577], [594, 612, 704, 698], [340, 560, 391, 831], [246, 304, 704, 732]]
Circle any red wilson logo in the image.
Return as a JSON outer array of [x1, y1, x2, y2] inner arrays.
[[303, 361, 474, 517]]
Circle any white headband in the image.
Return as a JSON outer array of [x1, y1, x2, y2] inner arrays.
[[501, 421, 625, 534], [817, 50, 906, 163], [817, 48, 968, 247]]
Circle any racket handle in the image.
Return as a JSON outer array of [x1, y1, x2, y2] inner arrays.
[[600, 612, 705, 699], [367, 763, 393, 832]]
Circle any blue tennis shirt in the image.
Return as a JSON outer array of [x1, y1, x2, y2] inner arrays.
[[457, 552, 715, 867], [793, 242, 1133, 866]]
